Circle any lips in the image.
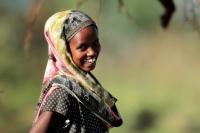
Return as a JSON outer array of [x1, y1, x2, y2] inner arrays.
[[84, 58, 96, 64]]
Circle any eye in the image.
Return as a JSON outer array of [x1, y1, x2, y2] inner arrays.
[[77, 44, 87, 51], [92, 40, 100, 50]]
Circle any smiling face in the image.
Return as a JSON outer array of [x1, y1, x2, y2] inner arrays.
[[68, 26, 101, 72]]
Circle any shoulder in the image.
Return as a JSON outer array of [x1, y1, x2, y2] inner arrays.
[[50, 75, 78, 87], [41, 85, 74, 117], [46, 75, 80, 104]]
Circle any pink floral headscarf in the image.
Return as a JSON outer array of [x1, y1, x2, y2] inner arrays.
[[40, 10, 122, 127]]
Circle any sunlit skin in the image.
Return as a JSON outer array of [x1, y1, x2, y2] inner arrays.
[[68, 26, 101, 72]]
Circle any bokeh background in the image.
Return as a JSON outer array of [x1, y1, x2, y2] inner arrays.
[[1, 0, 200, 133]]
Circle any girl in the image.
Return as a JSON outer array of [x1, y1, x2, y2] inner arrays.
[[29, 10, 122, 133]]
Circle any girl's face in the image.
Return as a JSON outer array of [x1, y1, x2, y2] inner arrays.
[[69, 26, 101, 72]]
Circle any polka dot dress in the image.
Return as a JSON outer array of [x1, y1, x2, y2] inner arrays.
[[37, 78, 109, 133]]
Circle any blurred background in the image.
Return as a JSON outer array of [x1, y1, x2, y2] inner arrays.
[[1, 0, 200, 133]]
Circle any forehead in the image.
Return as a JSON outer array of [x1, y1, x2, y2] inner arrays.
[[69, 26, 98, 44]]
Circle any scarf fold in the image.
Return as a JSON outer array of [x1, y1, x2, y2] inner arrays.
[[38, 10, 122, 127]]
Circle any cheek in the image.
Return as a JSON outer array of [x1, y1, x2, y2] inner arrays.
[[69, 46, 81, 64], [71, 51, 85, 64]]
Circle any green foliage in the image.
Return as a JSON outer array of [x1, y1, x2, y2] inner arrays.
[[1, 0, 200, 133]]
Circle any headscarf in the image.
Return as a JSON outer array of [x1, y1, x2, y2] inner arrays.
[[38, 10, 122, 127]]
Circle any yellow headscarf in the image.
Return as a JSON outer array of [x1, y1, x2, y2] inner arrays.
[[40, 10, 122, 127]]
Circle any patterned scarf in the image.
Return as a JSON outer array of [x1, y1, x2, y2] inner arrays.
[[39, 10, 122, 127]]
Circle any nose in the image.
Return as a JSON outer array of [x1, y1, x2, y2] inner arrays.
[[86, 47, 96, 56]]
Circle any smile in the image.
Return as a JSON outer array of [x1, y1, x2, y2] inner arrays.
[[84, 58, 96, 64]]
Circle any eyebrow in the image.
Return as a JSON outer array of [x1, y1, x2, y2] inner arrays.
[[75, 42, 88, 50], [78, 38, 98, 45]]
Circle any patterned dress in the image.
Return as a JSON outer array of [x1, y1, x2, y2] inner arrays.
[[38, 76, 109, 133]]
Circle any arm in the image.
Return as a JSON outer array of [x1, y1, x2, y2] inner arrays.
[[29, 87, 70, 133], [29, 111, 65, 133], [111, 104, 123, 127], [29, 111, 53, 133]]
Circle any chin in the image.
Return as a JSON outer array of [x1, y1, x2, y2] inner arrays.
[[82, 66, 95, 73]]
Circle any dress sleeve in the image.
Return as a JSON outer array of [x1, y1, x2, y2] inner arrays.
[[41, 87, 71, 117]]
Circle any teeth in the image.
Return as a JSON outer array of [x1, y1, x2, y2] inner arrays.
[[86, 58, 96, 63]]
